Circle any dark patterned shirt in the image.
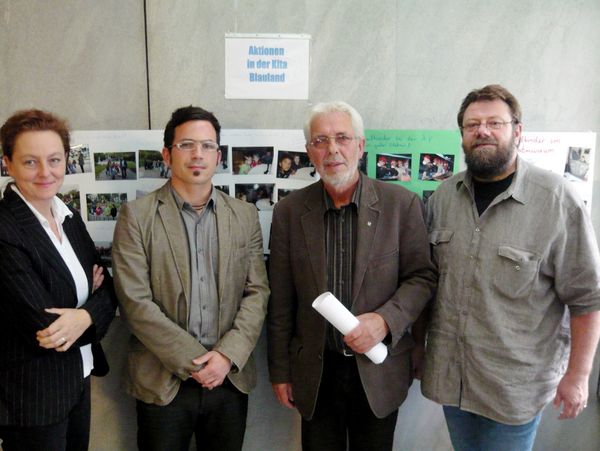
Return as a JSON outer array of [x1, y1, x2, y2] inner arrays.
[[323, 177, 361, 354]]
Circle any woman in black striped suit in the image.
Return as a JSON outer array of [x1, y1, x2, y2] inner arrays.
[[0, 109, 117, 451]]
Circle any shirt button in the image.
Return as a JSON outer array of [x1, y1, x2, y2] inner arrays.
[[200, 276, 204, 282], [515, 265, 521, 271], [475, 227, 480, 232]]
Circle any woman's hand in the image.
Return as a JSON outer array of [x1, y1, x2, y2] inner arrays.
[[36, 308, 93, 352], [92, 264, 104, 292]]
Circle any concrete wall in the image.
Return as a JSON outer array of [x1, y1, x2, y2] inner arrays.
[[2, 1, 600, 450]]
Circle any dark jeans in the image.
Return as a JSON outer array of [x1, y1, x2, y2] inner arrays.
[[301, 352, 398, 451], [136, 378, 248, 451], [0, 376, 91, 451]]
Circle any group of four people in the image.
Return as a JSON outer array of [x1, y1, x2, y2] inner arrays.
[[0, 84, 599, 451]]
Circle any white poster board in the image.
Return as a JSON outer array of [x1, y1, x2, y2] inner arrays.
[[518, 132, 596, 211], [60, 129, 312, 256]]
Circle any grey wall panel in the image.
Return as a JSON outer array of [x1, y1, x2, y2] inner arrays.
[[0, 0, 148, 130], [146, 0, 397, 131]]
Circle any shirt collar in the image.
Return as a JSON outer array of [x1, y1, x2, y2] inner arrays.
[[457, 155, 528, 205], [170, 185, 217, 212], [11, 185, 73, 226]]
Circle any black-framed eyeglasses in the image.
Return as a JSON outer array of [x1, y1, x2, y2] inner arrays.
[[461, 120, 515, 133], [170, 139, 220, 152], [309, 134, 358, 149]]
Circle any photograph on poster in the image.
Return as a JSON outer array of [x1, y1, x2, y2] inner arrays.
[[216, 145, 230, 174], [86, 192, 128, 221], [95, 241, 113, 269], [276, 151, 315, 180], [94, 151, 137, 181], [375, 153, 411, 181], [57, 185, 81, 212], [277, 188, 296, 201], [138, 150, 167, 179], [418, 153, 454, 181], [232, 146, 274, 175], [215, 185, 230, 195], [564, 147, 591, 182], [66, 145, 92, 175], [235, 183, 275, 211]]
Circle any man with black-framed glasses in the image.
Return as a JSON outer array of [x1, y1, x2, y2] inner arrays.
[[418, 84, 600, 450], [112, 106, 269, 451]]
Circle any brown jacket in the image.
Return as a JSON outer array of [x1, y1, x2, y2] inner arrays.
[[267, 175, 436, 419]]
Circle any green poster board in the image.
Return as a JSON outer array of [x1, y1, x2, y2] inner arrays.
[[364, 130, 462, 200]]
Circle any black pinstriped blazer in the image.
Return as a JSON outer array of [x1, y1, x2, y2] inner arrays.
[[0, 186, 117, 427]]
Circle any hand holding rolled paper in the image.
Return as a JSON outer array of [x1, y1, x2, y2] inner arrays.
[[312, 292, 388, 364]]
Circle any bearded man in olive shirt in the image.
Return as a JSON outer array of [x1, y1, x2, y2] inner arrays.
[[420, 84, 600, 451]]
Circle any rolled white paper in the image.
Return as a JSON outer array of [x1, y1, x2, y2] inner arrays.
[[312, 292, 388, 364]]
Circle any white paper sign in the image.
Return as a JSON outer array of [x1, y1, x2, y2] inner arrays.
[[225, 33, 310, 100]]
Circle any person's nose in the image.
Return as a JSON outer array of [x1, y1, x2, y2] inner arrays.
[[38, 162, 52, 177], [326, 138, 340, 155], [476, 123, 493, 137]]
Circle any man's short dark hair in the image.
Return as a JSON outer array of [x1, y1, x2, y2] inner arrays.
[[457, 84, 522, 130], [163, 105, 221, 149]]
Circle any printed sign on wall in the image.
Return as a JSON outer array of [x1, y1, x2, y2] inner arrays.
[[225, 33, 310, 100]]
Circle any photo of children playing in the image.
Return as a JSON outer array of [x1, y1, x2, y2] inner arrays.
[[86, 192, 128, 221], [418, 153, 454, 181], [56, 186, 81, 212], [66, 145, 92, 175], [232, 147, 274, 175], [138, 150, 169, 179], [276, 151, 316, 180], [94, 151, 137, 181], [375, 154, 411, 181], [235, 183, 275, 211]]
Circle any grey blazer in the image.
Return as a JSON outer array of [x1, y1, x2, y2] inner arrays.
[[267, 175, 436, 419], [112, 181, 269, 405]]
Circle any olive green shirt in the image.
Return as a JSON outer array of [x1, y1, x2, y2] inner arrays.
[[422, 156, 600, 425]]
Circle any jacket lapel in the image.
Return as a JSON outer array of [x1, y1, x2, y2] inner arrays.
[[300, 183, 328, 293], [156, 183, 191, 308], [6, 189, 76, 293], [352, 177, 380, 306], [215, 192, 231, 307]]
